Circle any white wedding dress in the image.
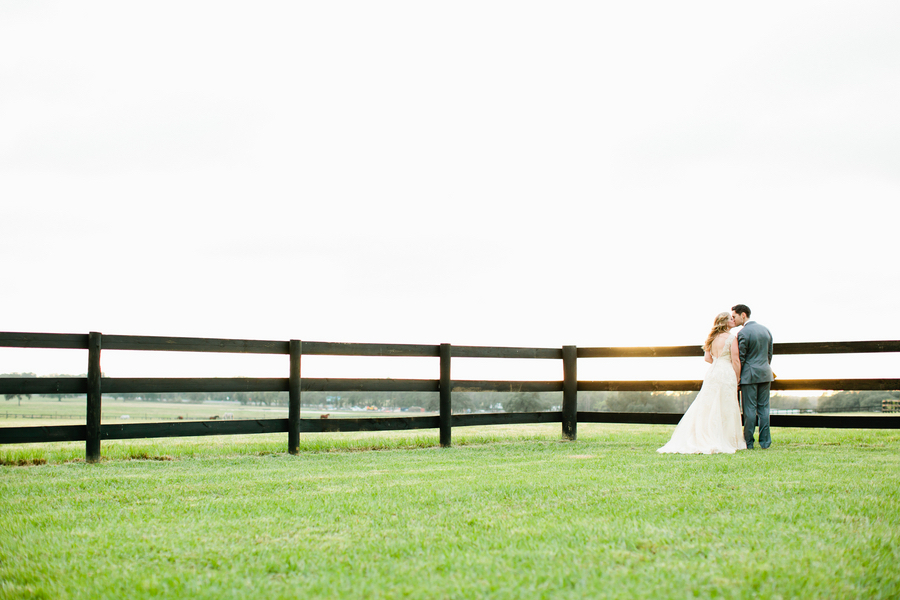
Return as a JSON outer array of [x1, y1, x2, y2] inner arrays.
[[658, 331, 747, 454]]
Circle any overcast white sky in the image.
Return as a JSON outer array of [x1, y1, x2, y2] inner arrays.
[[2, 1, 898, 382]]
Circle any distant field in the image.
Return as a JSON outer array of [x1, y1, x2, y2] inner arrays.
[[0, 397, 403, 426], [1, 424, 898, 599], [0, 397, 888, 429]]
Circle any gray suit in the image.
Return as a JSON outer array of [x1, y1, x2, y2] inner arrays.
[[737, 321, 774, 448]]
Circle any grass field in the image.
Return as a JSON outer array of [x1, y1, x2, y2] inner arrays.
[[1, 423, 899, 599]]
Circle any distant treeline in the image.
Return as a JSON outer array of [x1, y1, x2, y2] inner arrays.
[[108, 390, 711, 414], [2, 373, 896, 413], [816, 390, 898, 413]]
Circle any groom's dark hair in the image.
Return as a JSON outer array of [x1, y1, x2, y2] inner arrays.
[[732, 304, 751, 318]]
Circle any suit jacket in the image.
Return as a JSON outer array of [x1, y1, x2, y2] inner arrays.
[[737, 321, 774, 385]]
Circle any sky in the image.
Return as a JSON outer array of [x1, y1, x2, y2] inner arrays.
[[2, 1, 899, 384]]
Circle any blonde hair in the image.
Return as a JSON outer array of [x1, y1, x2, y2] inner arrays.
[[703, 312, 731, 352]]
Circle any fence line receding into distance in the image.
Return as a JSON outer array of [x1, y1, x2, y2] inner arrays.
[[1, 332, 898, 462]]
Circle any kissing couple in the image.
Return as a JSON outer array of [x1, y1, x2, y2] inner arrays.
[[658, 304, 774, 455]]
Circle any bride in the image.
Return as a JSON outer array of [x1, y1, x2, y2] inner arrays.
[[658, 312, 747, 454]]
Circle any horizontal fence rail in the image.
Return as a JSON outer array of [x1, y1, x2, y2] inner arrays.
[[5, 376, 900, 397], [5, 332, 899, 356], [578, 379, 900, 392], [1, 332, 898, 461]]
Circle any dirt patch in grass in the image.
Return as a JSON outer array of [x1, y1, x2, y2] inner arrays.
[[126, 451, 175, 461], [0, 457, 48, 467]]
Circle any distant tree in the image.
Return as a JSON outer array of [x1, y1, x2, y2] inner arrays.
[[578, 392, 608, 411], [421, 394, 440, 412], [771, 393, 816, 412], [4, 394, 32, 406], [819, 391, 889, 413], [232, 392, 251, 405], [1, 373, 35, 406], [451, 393, 474, 414], [504, 392, 549, 413]]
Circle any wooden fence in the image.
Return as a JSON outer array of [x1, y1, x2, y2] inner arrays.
[[1, 331, 898, 462]]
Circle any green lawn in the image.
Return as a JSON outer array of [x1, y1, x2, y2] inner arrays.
[[1, 424, 898, 599]]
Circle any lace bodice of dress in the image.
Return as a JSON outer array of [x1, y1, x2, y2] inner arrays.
[[706, 332, 738, 390], [712, 332, 735, 361]]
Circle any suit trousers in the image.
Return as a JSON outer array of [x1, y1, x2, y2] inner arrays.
[[741, 382, 771, 449]]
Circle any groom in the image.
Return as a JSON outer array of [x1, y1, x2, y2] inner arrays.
[[732, 304, 774, 449]]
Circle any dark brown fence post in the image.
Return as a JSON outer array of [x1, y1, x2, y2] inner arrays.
[[440, 343, 451, 447], [86, 332, 102, 462], [562, 345, 577, 441], [288, 339, 302, 455]]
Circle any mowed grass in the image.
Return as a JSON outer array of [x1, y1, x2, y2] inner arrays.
[[1, 424, 898, 600]]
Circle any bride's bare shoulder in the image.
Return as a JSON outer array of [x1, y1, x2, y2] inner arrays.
[[711, 332, 731, 351]]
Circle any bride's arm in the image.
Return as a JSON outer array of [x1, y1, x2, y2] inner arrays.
[[730, 337, 741, 381], [704, 349, 713, 363]]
